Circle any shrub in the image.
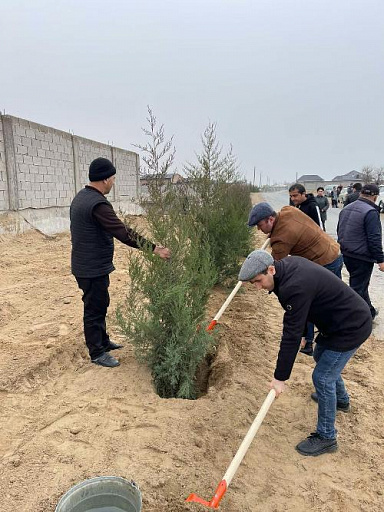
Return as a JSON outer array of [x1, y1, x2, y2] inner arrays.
[[117, 109, 217, 399], [117, 195, 217, 399], [117, 111, 252, 398]]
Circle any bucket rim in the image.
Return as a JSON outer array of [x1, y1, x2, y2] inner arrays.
[[55, 475, 141, 512]]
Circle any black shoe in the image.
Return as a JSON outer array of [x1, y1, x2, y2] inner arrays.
[[296, 432, 337, 456], [91, 353, 120, 368], [311, 392, 350, 412], [300, 341, 313, 356], [105, 341, 124, 352]]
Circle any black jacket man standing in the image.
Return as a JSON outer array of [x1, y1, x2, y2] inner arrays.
[[70, 157, 170, 367]]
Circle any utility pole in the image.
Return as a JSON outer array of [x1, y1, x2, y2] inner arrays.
[[259, 172, 262, 189], [253, 166, 256, 189]]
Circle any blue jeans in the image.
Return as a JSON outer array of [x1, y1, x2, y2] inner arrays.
[[323, 254, 343, 279], [305, 255, 344, 342], [312, 342, 357, 439]]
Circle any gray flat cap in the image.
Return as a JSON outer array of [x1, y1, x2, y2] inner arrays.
[[238, 250, 274, 281], [248, 202, 275, 227]]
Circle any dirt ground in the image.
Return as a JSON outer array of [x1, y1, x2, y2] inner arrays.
[[0, 219, 383, 512]]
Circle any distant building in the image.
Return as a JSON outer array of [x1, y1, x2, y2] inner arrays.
[[140, 172, 184, 197], [297, 174, 324, 182], [332, 170, 362, 182], [140, 172, 184, 186], [293, 175, 325, 194]]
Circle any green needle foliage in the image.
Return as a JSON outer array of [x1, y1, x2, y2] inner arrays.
[[184, 123, 253, 283], [117, 109, 252, 399], [117, 190, 217, 399]]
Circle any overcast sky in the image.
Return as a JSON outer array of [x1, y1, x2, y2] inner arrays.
[[1, 0, 383, 184]]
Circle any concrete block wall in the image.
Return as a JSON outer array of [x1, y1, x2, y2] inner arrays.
[[0, 115, 141, 234], [13, 117, 75, 209], [113, 147, 140, 200], [76, 136, 112, 192]]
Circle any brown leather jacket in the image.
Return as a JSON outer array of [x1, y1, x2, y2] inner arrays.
[[270, 206, 340, 265]]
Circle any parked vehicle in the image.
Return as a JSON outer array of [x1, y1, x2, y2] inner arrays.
[[378, 186, 384, 213], [338, 187, 349, 206], [324, 185, 334, 197]]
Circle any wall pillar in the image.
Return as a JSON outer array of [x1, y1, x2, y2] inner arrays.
[[135, 153, 140, 199], [2, 116, 19, 211], [72, 135, 81, 194], [111, 146, 118, 202]]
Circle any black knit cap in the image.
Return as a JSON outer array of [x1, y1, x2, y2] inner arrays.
[[89, 157, 116, 182]]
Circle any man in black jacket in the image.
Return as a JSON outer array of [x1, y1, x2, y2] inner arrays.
[[343, 182, 362, 207], [70, 157, 171, 368], [239, 251, 372, 456], [288, 183, 323, 354], [337, 183, 384, 319], [288, 183, 322, 227]]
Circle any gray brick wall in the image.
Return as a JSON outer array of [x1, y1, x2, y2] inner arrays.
[[76, 136, 112, 190], [13, 117, 75, 209], [114, 147, 139, 200], [0, 120, 9, 211], [0, 115, 140, 216]]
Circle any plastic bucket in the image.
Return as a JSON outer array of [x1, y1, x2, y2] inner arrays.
[[55, 476, 142, 512]]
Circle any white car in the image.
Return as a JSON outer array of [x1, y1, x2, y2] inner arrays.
[[378, 185, 384, 213], [324, 185, 334, 197], [338, 187, 349, 205]]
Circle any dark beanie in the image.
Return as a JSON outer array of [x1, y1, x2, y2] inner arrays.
[[89, 157, 116, 182]]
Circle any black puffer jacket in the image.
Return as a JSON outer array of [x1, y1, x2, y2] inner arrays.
[[70, 187, 115, 278], [337, 198, 384, 263], [272, 256, 372, 381]]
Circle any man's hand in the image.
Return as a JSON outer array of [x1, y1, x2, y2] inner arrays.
[[300, 337, 306, 349], [153, 245, 171, 260], [270, 378, 285, 397], [378, 262, 384, 272]]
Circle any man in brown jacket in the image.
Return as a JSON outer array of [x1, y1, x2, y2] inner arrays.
[[248, 202, 343, 354]]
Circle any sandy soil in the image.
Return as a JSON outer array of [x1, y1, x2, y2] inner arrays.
[[0, 221, 383, 512]]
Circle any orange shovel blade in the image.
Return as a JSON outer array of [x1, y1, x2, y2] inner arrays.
[[206, 320, 218, 331], [186, 480, 227, 509], [186, 493, 214, 507]]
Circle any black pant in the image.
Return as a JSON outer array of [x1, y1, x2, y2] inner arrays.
[[75, 274, 111, 359], [343, 255, 375, 318]]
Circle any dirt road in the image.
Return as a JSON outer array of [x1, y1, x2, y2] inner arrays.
[[0, 225, 383, 511]]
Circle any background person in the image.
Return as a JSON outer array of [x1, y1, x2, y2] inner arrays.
[[315, 186, 329, 231], [331, 186, 338, 208], [288, 183, 322, 226], [343, 182, 362, 207], [238, 250, 372, 457], [337, 183, 384, 320], [70, 157, 171, 368], [290, 184, 325, 348]]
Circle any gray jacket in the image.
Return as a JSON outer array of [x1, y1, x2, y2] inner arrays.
[[315, 195, 329, 222]]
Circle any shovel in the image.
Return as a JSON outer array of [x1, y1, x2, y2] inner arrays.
[[206, 238, 270, 331], [186, 389, 276, 509]]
